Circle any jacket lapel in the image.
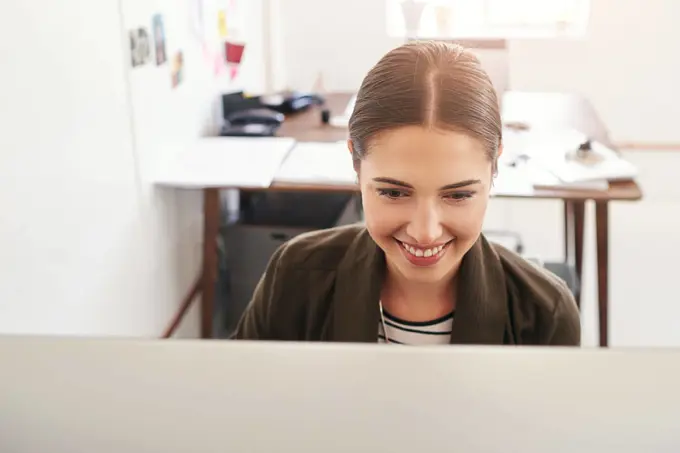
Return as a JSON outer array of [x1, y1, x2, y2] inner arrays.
[[450, 235, 509, 344], [330, 228, 384, 342]]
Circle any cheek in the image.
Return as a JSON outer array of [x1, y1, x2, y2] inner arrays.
[[442, 197, 489, 237], [360, 190, 397, 236]]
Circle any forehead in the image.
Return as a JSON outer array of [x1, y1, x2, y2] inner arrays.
[[361, 126, 491, 184]]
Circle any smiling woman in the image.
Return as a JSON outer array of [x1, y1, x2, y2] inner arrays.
[[232, 41, 580, 346]]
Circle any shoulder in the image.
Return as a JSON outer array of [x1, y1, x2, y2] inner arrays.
[[244, 223, 369, 341], [490, 241, 580, 345], [274, 223, 368, 271], [492, 242, 573, 309], [232, 224, 367, 341]]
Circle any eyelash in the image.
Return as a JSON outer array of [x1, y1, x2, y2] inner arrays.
[[376, 189, 475, 202]]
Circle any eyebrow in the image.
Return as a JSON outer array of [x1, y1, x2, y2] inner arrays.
[[372, 177, 481, 190]]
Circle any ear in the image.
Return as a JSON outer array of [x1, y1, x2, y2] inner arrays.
[[491, 143, 503, 179], [348, 139, 360, 175]]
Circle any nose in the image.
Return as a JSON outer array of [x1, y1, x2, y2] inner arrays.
[[405, 200, 443, 245]]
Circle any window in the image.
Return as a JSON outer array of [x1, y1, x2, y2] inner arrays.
[[386, 0, 590, 39]]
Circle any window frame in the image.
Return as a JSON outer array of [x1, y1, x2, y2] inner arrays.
[[386, 0, 591, 40]]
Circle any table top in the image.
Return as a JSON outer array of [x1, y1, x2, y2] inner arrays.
[[154, 137, 296, 189], [274, 92, 642, 202]]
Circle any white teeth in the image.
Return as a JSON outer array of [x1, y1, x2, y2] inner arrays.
[[400, 241, 448, 258]]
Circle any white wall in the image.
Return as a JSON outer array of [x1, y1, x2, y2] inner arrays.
[[271, 0, 400, 92], [0, 0, 265, 336], [272, 0, 680, 144], [509, 0, 680, 143]]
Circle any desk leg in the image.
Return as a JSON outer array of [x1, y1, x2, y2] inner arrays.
[[563, 200, 585, 307], [595, 201, 609, 347], [201, 188, 220, 339]]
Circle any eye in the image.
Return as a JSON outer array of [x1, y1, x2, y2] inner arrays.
[[443, 191, 475, 202], [377, 188, 409, 200]]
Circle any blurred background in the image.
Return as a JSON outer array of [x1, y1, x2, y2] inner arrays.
[[0, 0, 675, 347]]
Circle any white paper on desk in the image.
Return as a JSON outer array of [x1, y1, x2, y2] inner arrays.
[[275, 141, 356, 185], [502, 127, 637, 184], [534, 140, 638, 183], [494, 160, 609, 193], [153, 137, 296, 189], [528, 163, 609, 191], [501, 127, 586, 162]]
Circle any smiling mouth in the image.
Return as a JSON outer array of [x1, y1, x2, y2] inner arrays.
[[394, 238, 455, 266]]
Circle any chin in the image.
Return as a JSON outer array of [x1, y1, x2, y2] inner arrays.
[[397, 265, 454, 284]]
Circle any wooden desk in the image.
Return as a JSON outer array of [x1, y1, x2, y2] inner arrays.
[[196, 92, 642, 347]]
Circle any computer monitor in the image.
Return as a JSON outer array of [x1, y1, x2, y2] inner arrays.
[[1, 336, 679, 452]]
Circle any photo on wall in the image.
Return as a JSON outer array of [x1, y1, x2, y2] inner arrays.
[[218, 9, 228, 38], [152, 14, 167, 65], [171, 51, 184, 88], [129, 27, 151, 67]]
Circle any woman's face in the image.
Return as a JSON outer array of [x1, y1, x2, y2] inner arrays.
[[355, 126, 496, 284]]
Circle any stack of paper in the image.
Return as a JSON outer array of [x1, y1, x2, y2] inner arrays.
[[153, 137, 296, 189], [529, 163, 610, 191], [533, 139, 638, 184], [274, 141, 357, 185], [501, 127, 586, 163], [502, 128, 637, 190]]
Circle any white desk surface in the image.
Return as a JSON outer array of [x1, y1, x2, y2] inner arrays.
[[1, 336, 679, 453], [274, 140, 356, 186], [152, 137, 296, 189], [149, 123, 633, 193]]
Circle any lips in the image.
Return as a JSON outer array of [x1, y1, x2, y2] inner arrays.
[[395, 238, 454, 267], [400, 242, 444, 258]]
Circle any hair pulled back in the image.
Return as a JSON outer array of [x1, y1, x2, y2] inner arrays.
[[348, 41, 502, 170]]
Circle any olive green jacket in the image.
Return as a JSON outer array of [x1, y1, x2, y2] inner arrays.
[[232, 224, 580, 345]]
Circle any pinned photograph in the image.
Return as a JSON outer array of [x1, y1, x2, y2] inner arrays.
[[152, 14, 167, 65], [171, 51, 184, 88], [129, 27, 151, 67], [218, 9, 228, 38]]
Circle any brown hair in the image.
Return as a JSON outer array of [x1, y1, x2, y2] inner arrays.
[[348, 41, 502, 172]]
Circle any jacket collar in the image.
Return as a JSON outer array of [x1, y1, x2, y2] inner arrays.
[[449, 236, 508, 344], [331, 228, 508, 344], [331, 228, 384, 342]]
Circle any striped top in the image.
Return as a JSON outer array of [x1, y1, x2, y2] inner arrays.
[[378, 309, 454, 345]]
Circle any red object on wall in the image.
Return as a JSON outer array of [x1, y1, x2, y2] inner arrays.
[[225, 41, 245, 64]]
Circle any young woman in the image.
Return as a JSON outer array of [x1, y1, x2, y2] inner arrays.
[[232, 41, 580, 345]]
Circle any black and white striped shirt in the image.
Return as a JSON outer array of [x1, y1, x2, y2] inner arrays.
[[378, 309, 454, 345]]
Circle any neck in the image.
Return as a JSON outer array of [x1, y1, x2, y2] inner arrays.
[[382, 263, 458, 322]]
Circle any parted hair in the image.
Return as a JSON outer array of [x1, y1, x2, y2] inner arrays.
[[348, 41, 502, 172]]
